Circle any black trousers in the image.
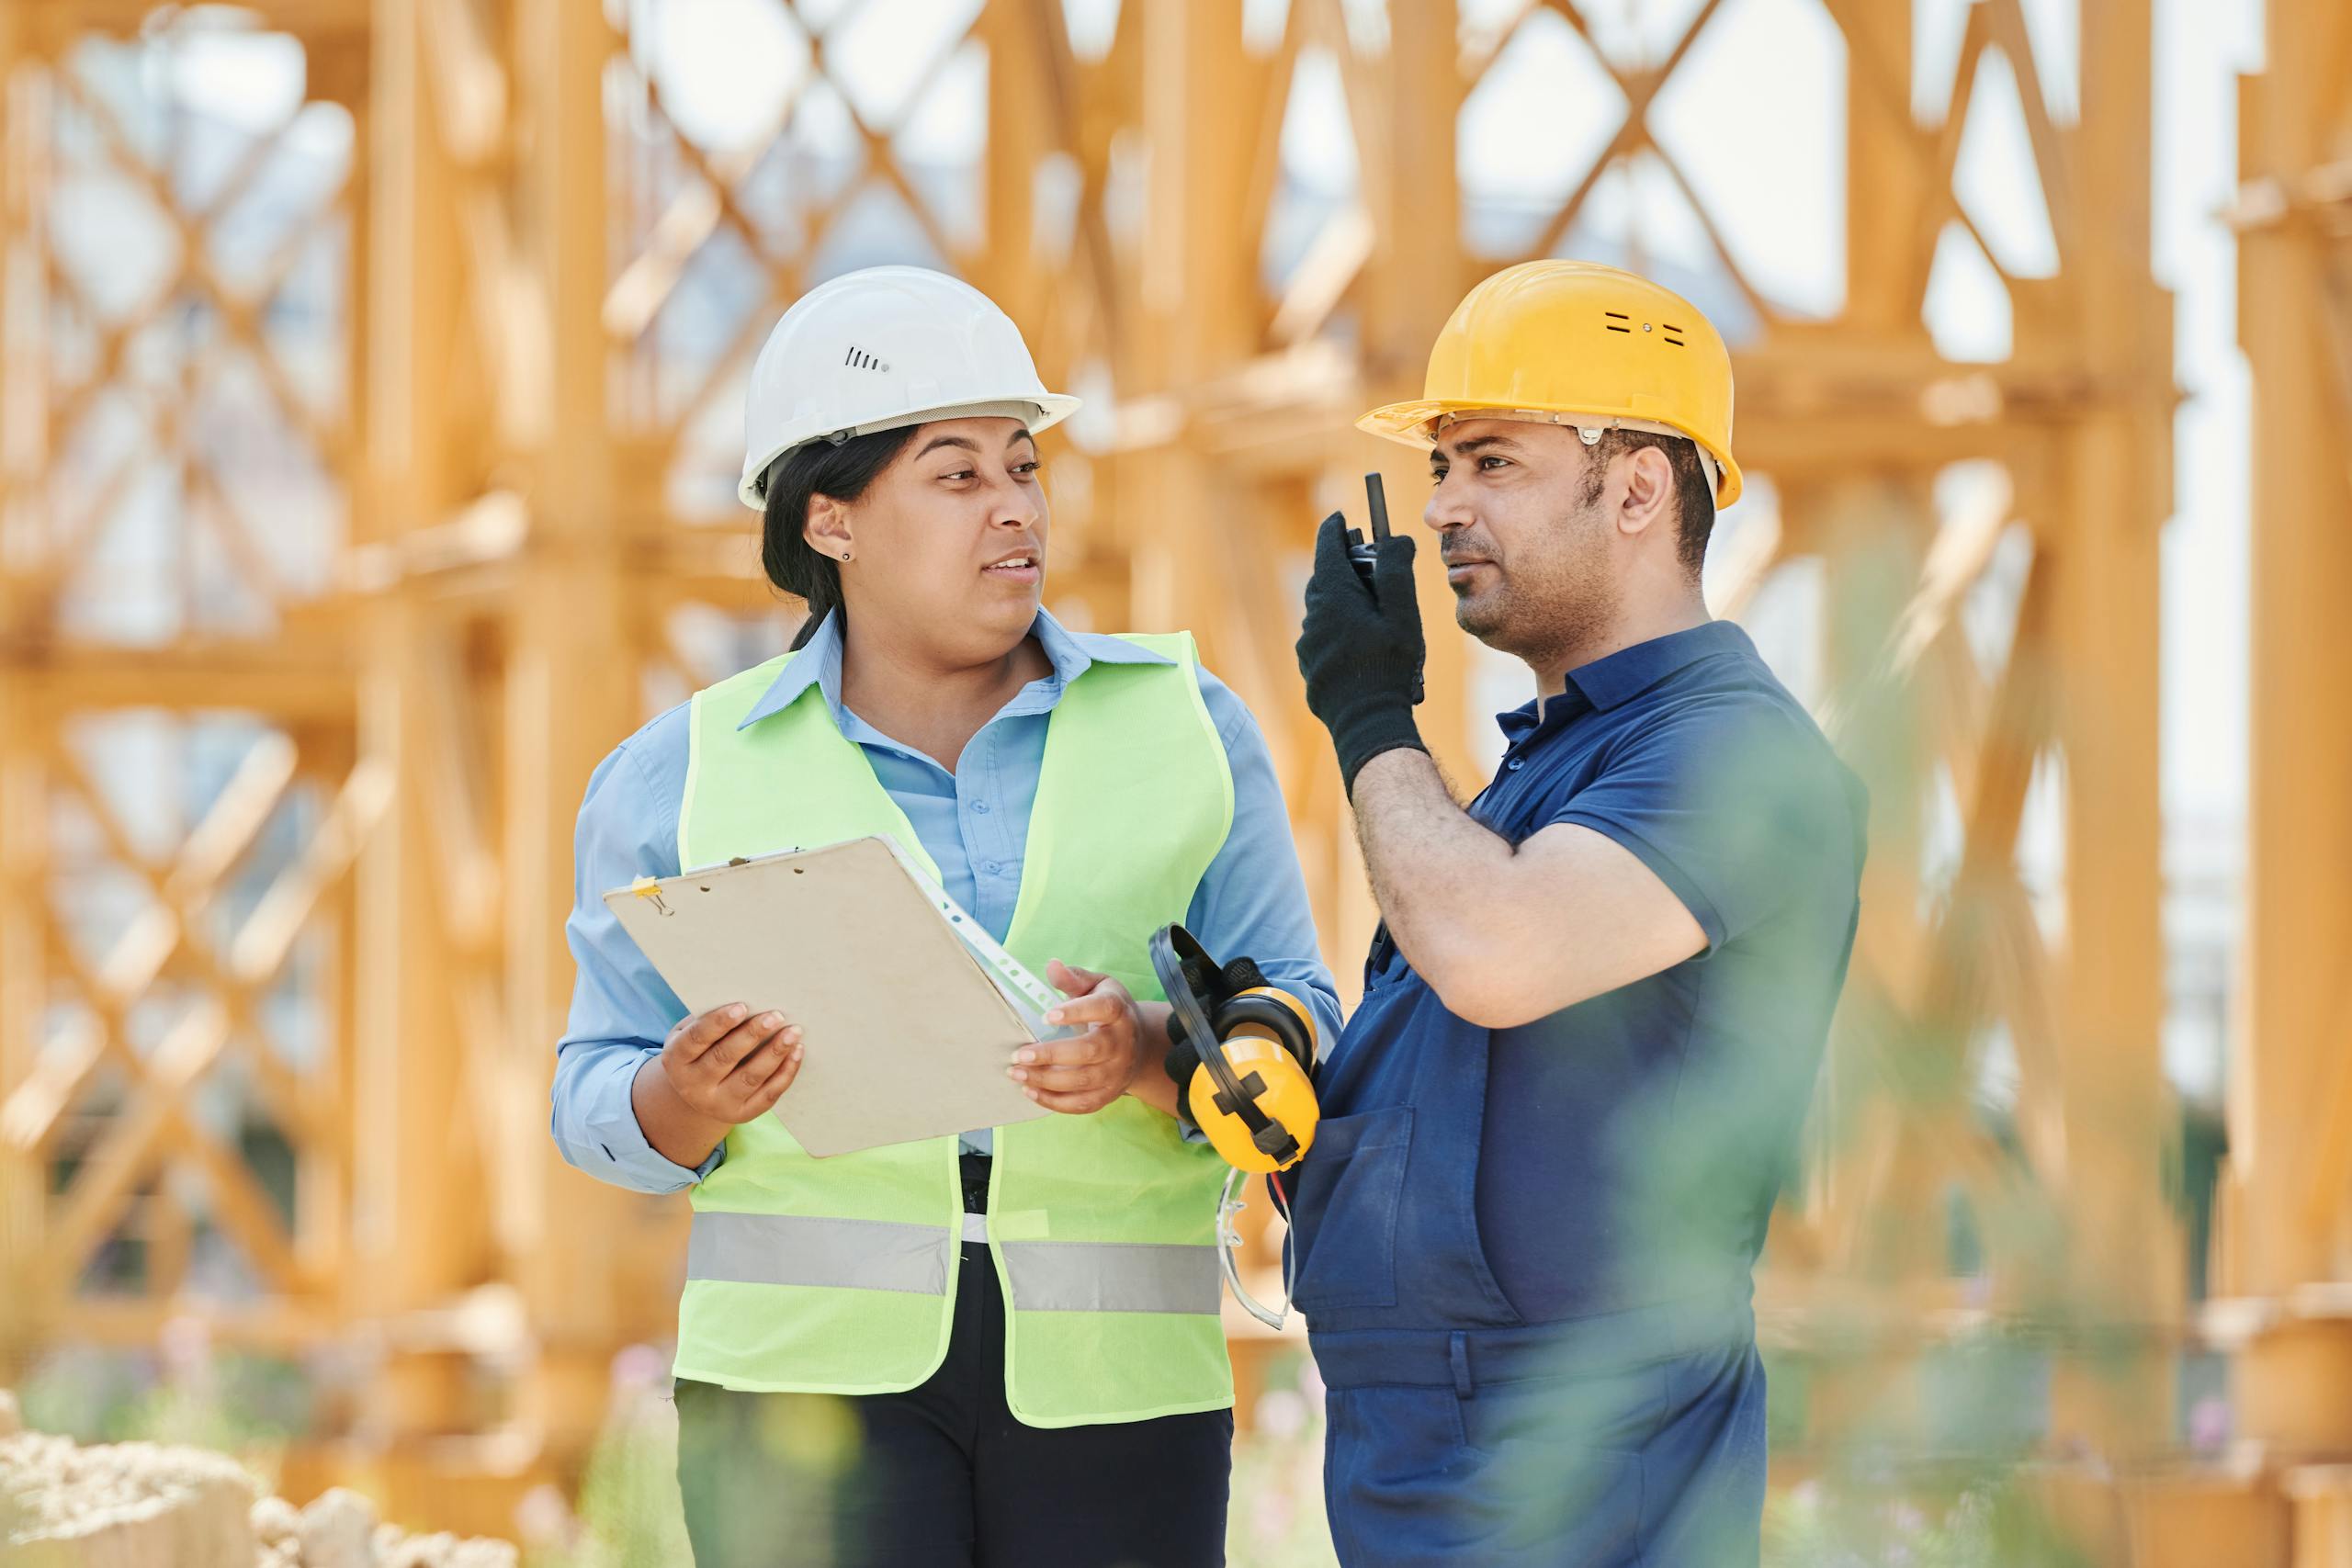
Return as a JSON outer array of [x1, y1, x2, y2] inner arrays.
[[674, 1241, 1232, 1568]]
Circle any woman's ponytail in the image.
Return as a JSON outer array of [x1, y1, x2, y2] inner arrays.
[[756, 426, 920, 649]]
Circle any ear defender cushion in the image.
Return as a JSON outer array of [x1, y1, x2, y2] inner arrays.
[[1207, 990, 1316, 1166], [1216, 989, 1316, 1073]]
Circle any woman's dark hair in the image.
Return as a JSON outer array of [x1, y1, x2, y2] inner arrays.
[[759, 425, 920, 650]]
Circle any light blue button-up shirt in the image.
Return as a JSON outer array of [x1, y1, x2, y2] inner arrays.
[[550, 609, 1342, 1192]]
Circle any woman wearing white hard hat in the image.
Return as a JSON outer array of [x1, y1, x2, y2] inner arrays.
[[549, 265, 1339, 1567]]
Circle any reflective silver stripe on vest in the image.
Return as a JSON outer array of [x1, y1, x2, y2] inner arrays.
[[686, 1213, 953, 1295], [1001, 1241, 1221, 1314]]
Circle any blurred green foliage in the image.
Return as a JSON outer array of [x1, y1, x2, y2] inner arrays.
[[16, 1339, 306, 1495], [1764, 1477, 2094, 1568], [5, 1334, 2125, 1565]]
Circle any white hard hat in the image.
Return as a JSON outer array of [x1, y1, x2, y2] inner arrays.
[[737, 265, 1080, 509]]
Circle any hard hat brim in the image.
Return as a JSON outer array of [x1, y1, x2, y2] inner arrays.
[[737, 392, 1083, 510], [1358, 398, 1743, 509]]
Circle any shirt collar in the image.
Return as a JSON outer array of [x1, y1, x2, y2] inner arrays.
[[737, 607, 1171, 731], [1493, 619, 1756, 744]]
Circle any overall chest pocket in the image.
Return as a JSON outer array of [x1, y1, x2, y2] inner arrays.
[[1287, 1105, 1414, 1314]]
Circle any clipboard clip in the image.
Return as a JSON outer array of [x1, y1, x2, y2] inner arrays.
[[628, 876, 673, 917]]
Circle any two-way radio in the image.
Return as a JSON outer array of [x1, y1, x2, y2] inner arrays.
[[1342, 472, 1424, 707]]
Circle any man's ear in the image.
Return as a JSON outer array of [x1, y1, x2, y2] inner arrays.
[[805, 493, 854, 559], [1616, 445, 1676, 542]]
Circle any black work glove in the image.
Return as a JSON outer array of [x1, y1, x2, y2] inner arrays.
[[1296, 511, 1427, 797]]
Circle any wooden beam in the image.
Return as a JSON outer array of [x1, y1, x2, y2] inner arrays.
[[505, 0, 647, 1453], [350, 0, 489, 1445], [1, 649, 350, 719], [2041, 0, 2177, 1455], [32, 0, 374, 39], [0, 520, 44, 1371], [2224, 0, 2352, 1479], [2233, 0, 2352, 1303]]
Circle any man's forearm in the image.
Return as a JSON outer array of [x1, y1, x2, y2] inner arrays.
[[1349, 749, 1713, 1027], [1349, 748, 1517, 991]]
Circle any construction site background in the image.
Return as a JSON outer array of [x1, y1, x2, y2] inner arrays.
[[2, 0, 2347, 1563]]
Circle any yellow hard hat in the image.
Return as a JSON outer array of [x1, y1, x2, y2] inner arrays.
[[1359, 259, 1742, 509]]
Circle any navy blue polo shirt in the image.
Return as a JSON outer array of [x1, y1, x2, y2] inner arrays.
[[1323, 619, 1866, 1322]]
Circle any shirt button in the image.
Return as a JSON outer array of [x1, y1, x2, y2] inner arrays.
[[985, 861, 1002, 875], [1507, 758, 1526, 772], [971, 800, 989, 814]]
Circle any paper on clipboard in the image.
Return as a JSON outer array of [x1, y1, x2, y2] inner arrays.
[[603, 836, 1070, 1156]]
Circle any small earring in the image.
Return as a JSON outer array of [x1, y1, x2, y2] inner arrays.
[[840, 551, 852, 562]]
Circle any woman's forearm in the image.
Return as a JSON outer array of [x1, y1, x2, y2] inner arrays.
[[632, 1055, 733, 1169], [1124, 999, 1182, 1119]]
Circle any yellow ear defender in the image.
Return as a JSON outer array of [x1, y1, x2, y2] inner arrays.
[[1150, 924, 1320, 1174]]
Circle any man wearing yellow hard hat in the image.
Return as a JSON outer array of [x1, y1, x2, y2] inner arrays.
[[1286, 260, 1867, 1564]]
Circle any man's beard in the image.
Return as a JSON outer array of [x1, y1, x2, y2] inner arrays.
[[1450, 505, 1616, 670]]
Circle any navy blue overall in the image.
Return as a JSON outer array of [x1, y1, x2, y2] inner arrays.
[[1288, 623, 1866, 1568]]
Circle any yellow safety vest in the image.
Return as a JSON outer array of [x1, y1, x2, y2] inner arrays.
[[669, 631, 1237, 1426]]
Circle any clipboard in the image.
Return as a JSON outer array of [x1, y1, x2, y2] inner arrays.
[[603, 835, 1067, 1156]]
